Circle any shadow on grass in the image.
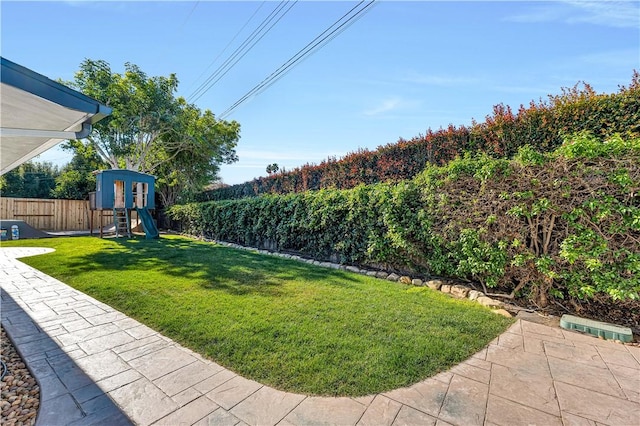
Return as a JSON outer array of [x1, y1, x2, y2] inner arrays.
[[61, 236, 360, 297]]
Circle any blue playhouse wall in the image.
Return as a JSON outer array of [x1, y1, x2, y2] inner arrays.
[[94, 169, 155, 210]]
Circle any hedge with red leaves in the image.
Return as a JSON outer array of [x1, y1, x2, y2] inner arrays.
[[200, 73, 639, 201]]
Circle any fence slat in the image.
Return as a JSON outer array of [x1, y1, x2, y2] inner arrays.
[[1, 197, 113, 231]]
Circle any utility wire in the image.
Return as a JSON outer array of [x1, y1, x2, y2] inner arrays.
[[188, 0, 298, 103], [253, 1, 376, 99], [219, 0, 376, 120], [177, 1, 200, 33], [189, 0, 296, 103], [184, 1, 265, 95], [189, 1, 286, 102]]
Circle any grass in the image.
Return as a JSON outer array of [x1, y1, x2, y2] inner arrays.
[[3, 235, 513, 396]]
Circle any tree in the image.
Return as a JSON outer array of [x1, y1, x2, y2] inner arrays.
[[70, 59, 180, 171], [154, 102, 240, 206], [67, 59, 240, 203], [266, 163, 280, 174], [0, 162, 60, 198], [51, 140, 107, 200]]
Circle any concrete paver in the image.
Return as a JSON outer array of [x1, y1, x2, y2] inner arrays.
[[172, 387, 205, 407], [153, 360, 221, 397], [115, 336, 167, 361], [548, 356, 626, 398], [230, 386, 306, 426], [193, 408, 242, 426], [356, 395, 402, 426], [610, 365, 640, 403], [438, 375, 488, 426], [383, 379, 449, 417], [542, 340, 607, 368], [2, 246, 640, 426], [486, 345, 552, 376], [205, 376, 262, 410], [596, 345, 640, 368], [73, 350, 131, 382], [485, 394, 563, 426], [489, 363, 560, 416], [560, 412, 599, 426], [128, 346, 198, 381], [78, 329, 135, 355], [154, 395, 219, 426], [555, 381, 640, 425], [627, 345, 640, 363], [281, 397, 366, 426], [108, 378, 179, 424], [391, 405, 436, 426], [193, 369, 237, 394], [448, 360, 491, 384]]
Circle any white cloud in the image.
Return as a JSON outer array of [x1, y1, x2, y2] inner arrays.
[[575, 48, 640, 67], [504, 4, 566, 24], [362, 97, 423, 117], [363, 98, 404, 116], [564, 1, 640, 28], [504, 1, 640, 28], [491, 84, 559, 95], [401, 71, 480, 87]]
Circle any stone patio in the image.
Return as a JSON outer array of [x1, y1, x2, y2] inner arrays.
[[1, 247, 639, 425]]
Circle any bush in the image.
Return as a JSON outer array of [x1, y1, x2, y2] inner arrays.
[[200, 72, 640, 201], [170, 134, 640, 307]]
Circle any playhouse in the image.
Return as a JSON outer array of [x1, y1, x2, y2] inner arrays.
[[89, 169, 159, 238]]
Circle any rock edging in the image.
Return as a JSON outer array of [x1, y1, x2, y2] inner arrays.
[[196, 237, 511, 317]]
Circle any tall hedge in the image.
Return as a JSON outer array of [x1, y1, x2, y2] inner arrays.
[[201, 73, 640, 201], [170, 134, 640, 308]]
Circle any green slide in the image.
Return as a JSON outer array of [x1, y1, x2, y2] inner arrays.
[[136, 207, 159, 239]]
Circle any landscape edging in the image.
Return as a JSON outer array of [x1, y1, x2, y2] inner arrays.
[[190, 235, 511, 316]]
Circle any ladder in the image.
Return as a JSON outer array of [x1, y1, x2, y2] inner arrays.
[[113, 208, 131, 238]]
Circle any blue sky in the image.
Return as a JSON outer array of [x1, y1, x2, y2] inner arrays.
[[2, 1, 638, 184]]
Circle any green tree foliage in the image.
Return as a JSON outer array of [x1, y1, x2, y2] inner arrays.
[[67, 59, 240, 205], [170, 134, 640, 308], [154, 101, 240, 206], [266, 163, 280, 174], [70, 59, 180, 171], [0, 162, 60, 198], [51, 140, 107, 200], [202, 71, 640, 201]]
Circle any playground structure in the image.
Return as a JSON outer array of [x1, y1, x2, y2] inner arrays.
[[89, 169, 159, 239]]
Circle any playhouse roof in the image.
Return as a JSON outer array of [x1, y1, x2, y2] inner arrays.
[[96, 169, 156, 179], [0, 57, 111, 175]]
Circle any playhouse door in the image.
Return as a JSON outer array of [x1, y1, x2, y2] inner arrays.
[[114, 180, 125, 208]]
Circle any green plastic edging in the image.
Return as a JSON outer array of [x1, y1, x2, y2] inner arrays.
[[560, 314, 633, 343]]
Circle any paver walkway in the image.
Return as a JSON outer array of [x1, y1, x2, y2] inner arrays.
[[2, 247, 640, 426]]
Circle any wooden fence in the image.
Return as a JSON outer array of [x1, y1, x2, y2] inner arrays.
[[0, 197, 112, 231]]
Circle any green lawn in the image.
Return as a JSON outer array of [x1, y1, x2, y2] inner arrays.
[[4, 235, 512, 396]]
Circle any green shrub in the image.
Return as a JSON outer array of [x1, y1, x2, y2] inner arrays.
[[170, 134, 640, 307]]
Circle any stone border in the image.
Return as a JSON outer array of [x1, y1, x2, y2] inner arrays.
[[195, 237, 512, 317]]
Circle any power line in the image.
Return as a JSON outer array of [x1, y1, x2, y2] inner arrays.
[[189, 0, 296, 103], [177, 1, 200, 33], [184, 1, 265, 95], [219, 0, 377, 120], [253, 0, 376, 100], [188, 0, 298, 103]]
